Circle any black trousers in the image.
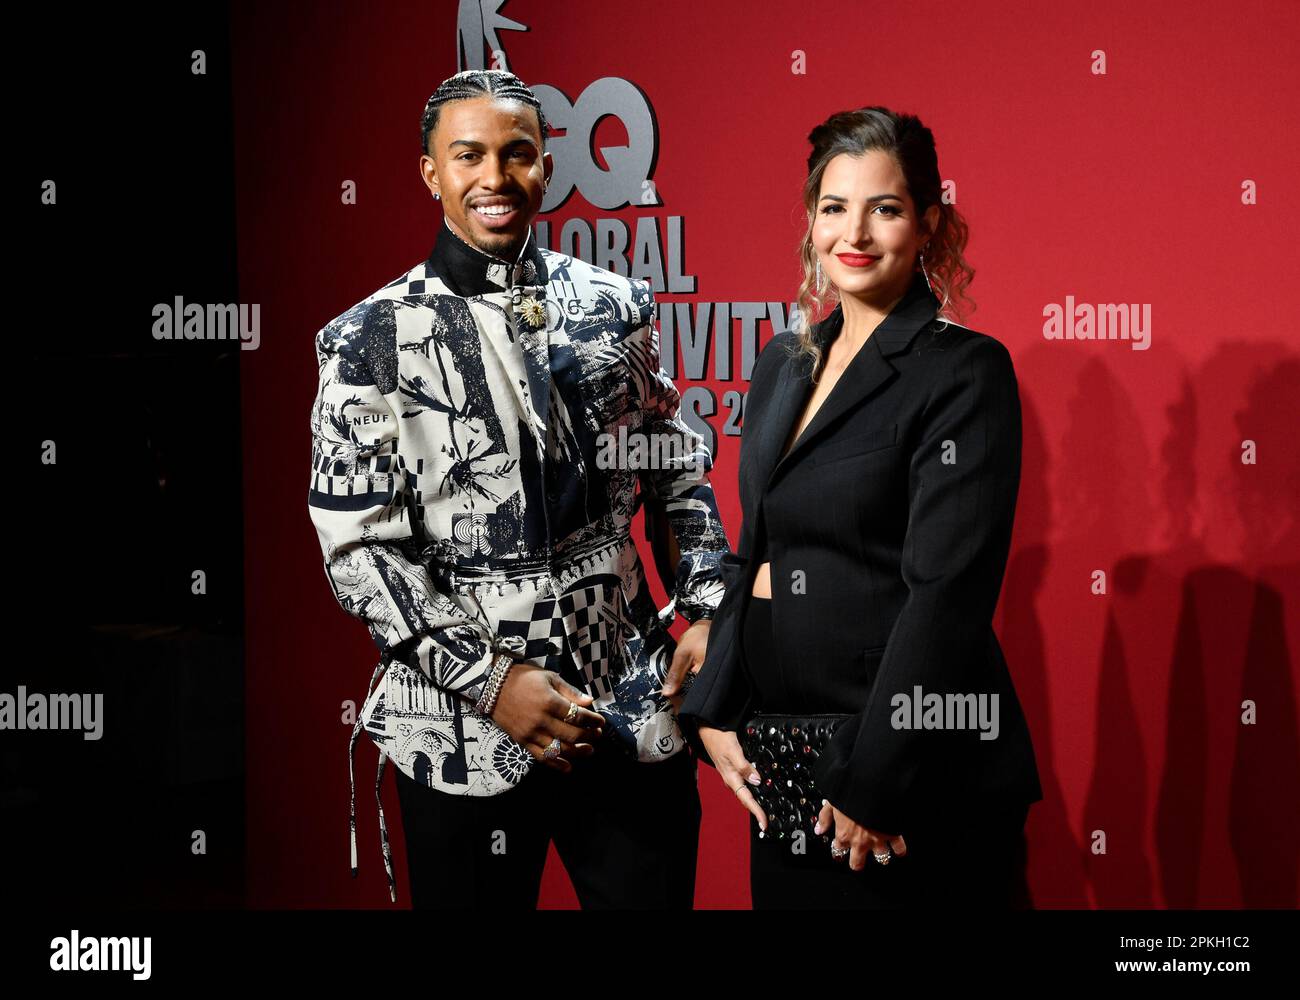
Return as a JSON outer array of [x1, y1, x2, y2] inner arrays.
[[742, 594, 1033, 909], [393, 743, 701, 909], [748, 798, 1031, 909]]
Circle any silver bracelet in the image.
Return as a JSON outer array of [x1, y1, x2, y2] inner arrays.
[[480, 652, 514, 714], [474, 652, 516, 717]]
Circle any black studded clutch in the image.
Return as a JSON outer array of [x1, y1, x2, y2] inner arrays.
[[739, 713, 853, 847]]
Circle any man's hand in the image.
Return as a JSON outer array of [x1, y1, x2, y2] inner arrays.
[[659, 618, 711, 708], [698, 726, 767, 831], [489, 662, 605, 773], [816, 800, 908, 870]]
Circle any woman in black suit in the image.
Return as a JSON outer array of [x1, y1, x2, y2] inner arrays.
[[672, 106, 1043, 909]]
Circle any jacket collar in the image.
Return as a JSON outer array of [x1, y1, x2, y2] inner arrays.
[[427, 217, 547, 297], [808, 268, 939, 364], [761, 269, 940, 487]]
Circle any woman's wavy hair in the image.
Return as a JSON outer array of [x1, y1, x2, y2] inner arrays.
[[791, 106, 975, 376]]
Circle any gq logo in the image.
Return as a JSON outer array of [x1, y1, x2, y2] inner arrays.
[[533, 79, 661, 211]]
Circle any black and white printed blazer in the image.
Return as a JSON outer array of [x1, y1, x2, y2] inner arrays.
[[308, 219, 728, 899]]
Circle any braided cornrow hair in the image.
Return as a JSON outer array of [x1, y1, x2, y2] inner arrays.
[[790, 106, 975, 378], [420, 69, 551, 156]]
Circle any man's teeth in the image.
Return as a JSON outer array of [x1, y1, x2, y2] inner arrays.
[[475, 204, 515, 216]]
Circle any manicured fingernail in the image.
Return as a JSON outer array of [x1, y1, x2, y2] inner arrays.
[[747, 772, 761, 785], [814, 823, 823, 835]]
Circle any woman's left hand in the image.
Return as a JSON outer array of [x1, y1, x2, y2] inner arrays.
[[816, 799, 908, 871]]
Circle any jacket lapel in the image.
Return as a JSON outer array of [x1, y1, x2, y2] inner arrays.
[[753, 347, 810, 491], [761, 270, 939, 487]]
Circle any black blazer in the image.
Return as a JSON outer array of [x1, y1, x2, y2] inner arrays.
[[679, 271, 1043, 834]]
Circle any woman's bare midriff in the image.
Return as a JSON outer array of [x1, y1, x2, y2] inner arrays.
[[752, 561, 773, 598]]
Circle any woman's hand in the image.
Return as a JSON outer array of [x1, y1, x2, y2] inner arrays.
[[816, 799, 908, 871], [698, 726, 768, 832]]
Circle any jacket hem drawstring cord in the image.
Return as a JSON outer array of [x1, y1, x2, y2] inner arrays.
[[349, 657, 398, 904]]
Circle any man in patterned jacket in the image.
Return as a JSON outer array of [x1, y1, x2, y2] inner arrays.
[[307, 69, 729, 908]]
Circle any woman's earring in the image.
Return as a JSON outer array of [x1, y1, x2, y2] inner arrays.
[[815, 259, 824, 291], [434, 192, 441, 201], [919, 247, 934, 294]]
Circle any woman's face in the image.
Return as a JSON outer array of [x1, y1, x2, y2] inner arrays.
[[812, 150, 935, 306]]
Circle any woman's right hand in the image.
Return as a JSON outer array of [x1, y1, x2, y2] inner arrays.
[[698, 725, 768, 832]]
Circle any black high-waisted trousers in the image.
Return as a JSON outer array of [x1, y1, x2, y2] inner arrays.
[[740, 594, 1033, 910]]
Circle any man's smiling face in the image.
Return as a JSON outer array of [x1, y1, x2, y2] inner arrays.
[[420, 95, 552, 262]]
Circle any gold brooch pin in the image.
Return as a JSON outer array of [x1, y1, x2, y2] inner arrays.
[[518, 295, 546, 329]]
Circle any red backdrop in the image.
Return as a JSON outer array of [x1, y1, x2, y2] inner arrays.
[[232, 0, 1300, 908]]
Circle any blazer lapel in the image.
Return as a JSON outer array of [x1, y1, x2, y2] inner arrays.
[[763, 271, 939, 485], [754, 346, 812, 491]]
